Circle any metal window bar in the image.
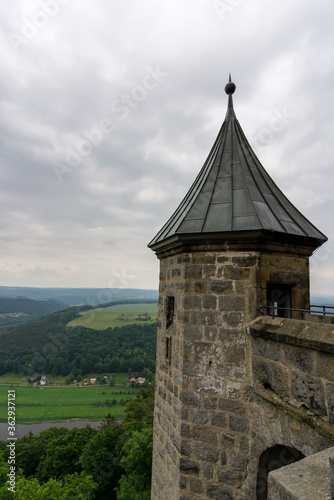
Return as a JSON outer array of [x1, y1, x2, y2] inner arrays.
[[261, 304, 334, 319]]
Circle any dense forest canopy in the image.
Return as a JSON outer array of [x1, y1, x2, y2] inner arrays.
[[0, 307, 157, 377], [0, 385, 155, 499]]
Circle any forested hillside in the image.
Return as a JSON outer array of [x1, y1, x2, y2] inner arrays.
[[0, 297, 66, 329], [0, 385, 154, 499], [0, 306, 156, 377]]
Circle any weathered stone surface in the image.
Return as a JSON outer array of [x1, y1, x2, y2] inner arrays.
[[316, 351, 334, 382], [191, 426, 217, 446], [229, 415, 249, 433], [219, 295, 245, 312], [252, 337, 281, 362], [180, 391, 201, 408], [291, 370, 327, 417], [204, 396, 218, 409], [194, 443, 219, 463], [203, 295, 218, 309], [325, 381, 334, 424], [152, 247, 334, 500], [189, 477, 204, 494], [209, 280, 233, 294], [283, 343, 315, 373], [206, 484, 233, 499], [268, 447, 334, 500], [219, 399, 245, 412], [183, 295, 201, 309], [184, 265, 202, 280], [211, 412, 227, 428], [190, 409, 208, 425], [179, 459, 200, 475], [223, 265, 250, 281]]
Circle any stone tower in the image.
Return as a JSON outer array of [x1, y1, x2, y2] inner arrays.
[[148, 76, 328, 499]]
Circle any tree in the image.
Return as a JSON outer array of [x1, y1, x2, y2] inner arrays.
[[30, 426, 97, 484], [14, 471, 97, 499], [123, 384, 155, 433], [116, 426, 153, 500], [80, 424, 124, 500]]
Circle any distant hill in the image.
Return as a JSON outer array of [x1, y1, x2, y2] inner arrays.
[[0, 297, 67, 329], [0, 302, 156, 377], [0, 286, 158, 307]]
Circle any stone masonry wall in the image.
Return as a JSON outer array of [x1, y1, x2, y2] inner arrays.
[[151, 249, 260, 500], [245, 316, 334, 497], [150, 245, 331, 500]]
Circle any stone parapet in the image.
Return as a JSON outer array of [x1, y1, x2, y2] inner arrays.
[[268, 447, 334, 499]]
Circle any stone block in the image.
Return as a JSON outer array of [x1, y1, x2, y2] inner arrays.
[[209, 280, 234, 294], [217, 255, 231, 263], [191, 310, 218, 326], [220, 434, 235, 447], [204, 396, 218, 409], [316, 351, 334, 382], [177, 254, 191, 264], [206, 484, 233, 499], [284, 344, 315, 373], [179, 458, 200, 475], [224, 265, 250, 280], [180, 391, 201, 408], [203, 295, 218, 309], [203, 465, 214, 479], [222, 312, 244, 328], [229, 415, 249, 433], [204, 326, 219, 341], [172, 267, 181, 278], [192, 253, 216, 264], [185, 265, 202, 280], [230, 452, 245, 471], [180, 440, 192, 457], [183, 295, 202, 309], [231, 255, 257, 267], [252, 337, 281, 362], [203, 264, 217, 278], [190, 477, 204, 494], [180, 423, 191, 439], [211, 412, 227, 428], [252, 356, 290, 400], [291, 370, 327, 417], [182, 326, 203, 342], [178, 310, 191, 323], [218, 399, 245, 412], [194, 281, 208, 293], [194, 443, 220, 463], [192, 426, 218, 445], [325, 381, 334, 423], [225, 346, 246, 365], [190, 409, 208, 425], [219, 295, 245, 312], [240, 436, 249, 453], [181, 341, 192, 358]]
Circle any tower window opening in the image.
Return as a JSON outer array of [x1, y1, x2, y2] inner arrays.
[[166, 296, 175, 329], [165, 336, 172, 365], [266, 284, 293, 318]]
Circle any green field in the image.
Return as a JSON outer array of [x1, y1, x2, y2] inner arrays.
[[67, 302, 158, 330], [0, 385, 139, 424]]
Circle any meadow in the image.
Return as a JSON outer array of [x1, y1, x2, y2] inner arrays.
[[0, 384, 139, 424], [0, 372, 142, 423], [67, 302, 158, 330]]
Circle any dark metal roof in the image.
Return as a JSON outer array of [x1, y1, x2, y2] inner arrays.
[[149, 76, 327, 251]]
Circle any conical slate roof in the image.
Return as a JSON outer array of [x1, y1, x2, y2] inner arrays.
[[149, 76, 327, 252]]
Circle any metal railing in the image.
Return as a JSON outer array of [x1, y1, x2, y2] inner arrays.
[[261, 304, 334, 319]]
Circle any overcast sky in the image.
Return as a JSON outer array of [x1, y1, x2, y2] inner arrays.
[[1, 0, 334, 294]]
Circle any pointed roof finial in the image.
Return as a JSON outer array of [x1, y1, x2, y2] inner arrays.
[[224, 73, 236, 95]]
